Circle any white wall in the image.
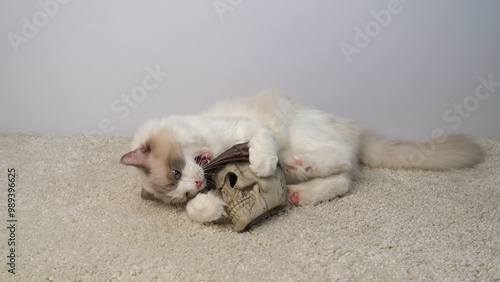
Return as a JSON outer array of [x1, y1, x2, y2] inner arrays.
[[1, 0, 499, 139]]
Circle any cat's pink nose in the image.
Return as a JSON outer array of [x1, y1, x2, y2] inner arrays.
[[195, 181, 203, 189]]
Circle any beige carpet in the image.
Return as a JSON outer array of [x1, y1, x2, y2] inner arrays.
[[0, 132, 499, 281]]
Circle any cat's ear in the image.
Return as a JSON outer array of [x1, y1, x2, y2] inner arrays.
[[120, 148, 151, 171]]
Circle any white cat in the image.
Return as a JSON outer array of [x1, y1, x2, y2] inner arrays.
[[121, 90, 483, 223]]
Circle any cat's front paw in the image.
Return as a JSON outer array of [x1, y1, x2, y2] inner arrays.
[[186, 192, 227, 223], [249, 149, 278, 177], [246, 127, 279, 177]]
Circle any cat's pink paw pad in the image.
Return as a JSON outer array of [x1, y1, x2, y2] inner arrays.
[[289, 192, 300, 205], [296, 160, 312, 172], [285, 158, 312, 174]]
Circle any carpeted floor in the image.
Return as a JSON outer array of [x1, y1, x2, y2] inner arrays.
[[0, 132, 499, 281]]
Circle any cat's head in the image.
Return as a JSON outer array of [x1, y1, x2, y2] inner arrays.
[[120, 129, 208, 204]]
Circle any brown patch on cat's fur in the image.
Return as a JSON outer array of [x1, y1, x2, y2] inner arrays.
[[146, 130, 185, 190], [121, 132, 186, 203], [141, 188, 156, 200], [140, 187, 174, 204]]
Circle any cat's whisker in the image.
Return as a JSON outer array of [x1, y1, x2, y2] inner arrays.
[[206, 179, 217, 187], [201, 162, 214, 170], [204, 162, 236, 170]]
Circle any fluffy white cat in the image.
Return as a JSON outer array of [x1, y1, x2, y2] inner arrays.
[[121, 90, 483, 222]]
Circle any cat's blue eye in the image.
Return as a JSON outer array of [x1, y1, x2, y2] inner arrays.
[[172, 170, 181, 180]]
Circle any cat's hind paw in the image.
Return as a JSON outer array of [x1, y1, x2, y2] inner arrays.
[[186, 192, 227, 223], [287, 188, 301, 206]]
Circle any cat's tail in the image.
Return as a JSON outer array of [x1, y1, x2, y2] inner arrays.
[[358, 131, 483, 170]]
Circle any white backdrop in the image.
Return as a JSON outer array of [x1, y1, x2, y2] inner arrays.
[[1, 0, 499, 139]]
